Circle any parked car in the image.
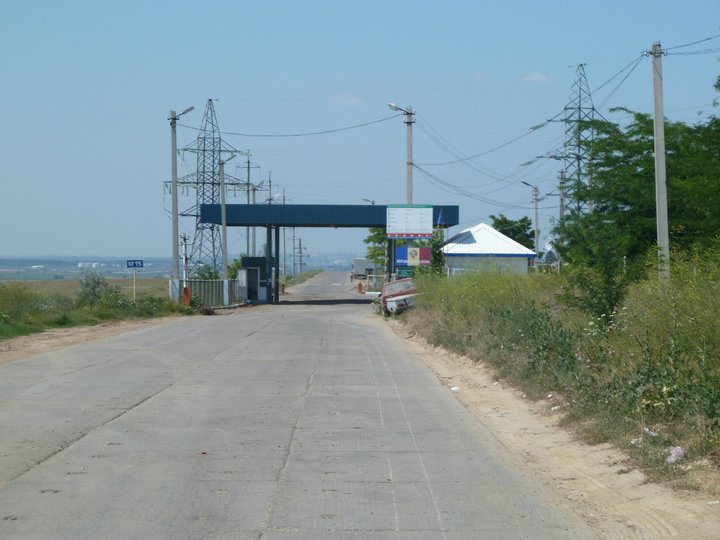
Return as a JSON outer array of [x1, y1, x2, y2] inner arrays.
[[378, 278, 417, 315]]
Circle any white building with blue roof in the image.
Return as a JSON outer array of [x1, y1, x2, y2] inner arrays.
[[442, 223, 536, 274]]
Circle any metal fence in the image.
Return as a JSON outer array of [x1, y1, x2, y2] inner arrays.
[[169, 277, 246, 307]]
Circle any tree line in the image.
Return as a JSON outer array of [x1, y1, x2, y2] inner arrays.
[[366, 74, 720, 318]]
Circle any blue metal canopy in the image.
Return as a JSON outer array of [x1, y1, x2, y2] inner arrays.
[[200, 204, 459, 228]]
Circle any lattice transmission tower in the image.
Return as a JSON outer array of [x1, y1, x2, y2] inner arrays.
[[563, 64, 596, 214], [176, 99, 250, 273]]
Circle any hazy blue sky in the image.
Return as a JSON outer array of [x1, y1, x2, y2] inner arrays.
[[2, 1, 718, 259]]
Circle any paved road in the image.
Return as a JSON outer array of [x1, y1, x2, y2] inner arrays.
[[0, 272, 595, 539]]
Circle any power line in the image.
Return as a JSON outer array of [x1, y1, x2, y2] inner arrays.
[[413, 112, 567, 202], [178, 114, 401, 138], [417, 109, 564, 166], [415, 119, 517, 182], [595, 55, 646, 110], [667, 47, 720, 56], [590, 54, 645, 96], [413, 164, 523, 209], [664, 33, 720, 51]]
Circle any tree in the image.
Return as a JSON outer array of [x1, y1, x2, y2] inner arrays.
[[76, 272, 122, 307], [554, 96, 720, 316], [228, 257, 244, 279], [363, 227, 386, 269], [415, 227, 446, 275], [490, 214, 534, 249], [558, 107, 720, 264], [194, 264, 219, 280]]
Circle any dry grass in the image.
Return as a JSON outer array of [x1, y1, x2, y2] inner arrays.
[[17, 278, 169, 299]]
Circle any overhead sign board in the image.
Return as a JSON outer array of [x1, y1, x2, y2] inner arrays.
[[126, 260, 144, 268], [386, 204, 433, 239]]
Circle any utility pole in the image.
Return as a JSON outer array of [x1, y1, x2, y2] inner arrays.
[[558, 170, 565, 273], [559, 170, 566, 221], [219, 154, 237, 294], [532, 185, 539, 260], [296, 239, 309, 274], [246, 155, 250, 257], [251, 186, 257, 256], [387, 103, 415, 204], [650, 41, 670, 279], [298, 238, 304, 274], [169, 106, 194, 281], [181, 234, 189, 288], [292, 228, 297, 276], [244, 153, 251, 257], [521, 181, 540, 260], [282, 189, 287, 276], [405, 106, 414, 205]]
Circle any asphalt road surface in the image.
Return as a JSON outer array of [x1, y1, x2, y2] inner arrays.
[[0, 271, 596, 539]]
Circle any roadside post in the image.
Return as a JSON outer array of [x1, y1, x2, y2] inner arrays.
[[126, 259, 144, 302], [386, 204, 433, 281]]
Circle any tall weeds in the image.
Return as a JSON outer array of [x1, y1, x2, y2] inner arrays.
[[0, 273, 188, 340], [407, 252, 720, 470]]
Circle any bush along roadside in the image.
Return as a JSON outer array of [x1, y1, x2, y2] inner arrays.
[[0, 272, 192, 340], [406, 255, 720, 491]]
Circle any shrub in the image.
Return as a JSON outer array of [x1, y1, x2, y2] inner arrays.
[[134, 296, 174, 316], [0, 283, 39, 322], [76, 272, 122, 308]]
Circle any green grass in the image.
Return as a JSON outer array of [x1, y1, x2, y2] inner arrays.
[[0, 276, 189, 341], [404, 254, 720, 491]]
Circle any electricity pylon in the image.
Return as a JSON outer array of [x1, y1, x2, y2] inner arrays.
[[176, 100, 249, 273], [563, 64, 596, 213]]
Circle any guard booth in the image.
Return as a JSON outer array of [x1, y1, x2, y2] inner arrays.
[[241, 256, 275, 303]]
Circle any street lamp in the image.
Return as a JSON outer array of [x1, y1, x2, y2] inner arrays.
[[219, 154, 237, 283], [521, 180, 540, 260], [362, 198, 375, 205], [169, 106, 194, 282], [387, 103, 414, 205]]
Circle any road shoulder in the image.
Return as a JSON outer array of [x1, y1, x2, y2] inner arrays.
[[386, 318, 720, 540]]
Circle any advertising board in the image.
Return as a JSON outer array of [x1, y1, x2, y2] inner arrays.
[[386, 205, 433, 239]]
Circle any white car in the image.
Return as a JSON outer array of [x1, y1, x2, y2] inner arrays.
[[385, 293, 417, 314]]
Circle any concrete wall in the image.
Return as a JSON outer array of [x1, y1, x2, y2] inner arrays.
[[445, 255, 530, 275]]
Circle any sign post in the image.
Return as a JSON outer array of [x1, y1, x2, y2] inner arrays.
[[386, 205, 433, 278], [126, 260, 144, 302]]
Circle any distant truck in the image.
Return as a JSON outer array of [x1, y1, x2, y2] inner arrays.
[[352, 257, 372, 280]]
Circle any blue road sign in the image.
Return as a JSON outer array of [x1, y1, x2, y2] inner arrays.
[[126, 260, 144, 268]]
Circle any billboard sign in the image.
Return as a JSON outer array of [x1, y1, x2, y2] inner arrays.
[[386, 204, 433, 239], [395, 246, 431, 267]]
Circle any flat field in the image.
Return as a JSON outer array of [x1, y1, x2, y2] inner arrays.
[[6, 278, 169, 299]]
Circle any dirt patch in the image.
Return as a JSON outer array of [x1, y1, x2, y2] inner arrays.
[[0, 318, 178, 364], [388, 319, 720, 540]]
